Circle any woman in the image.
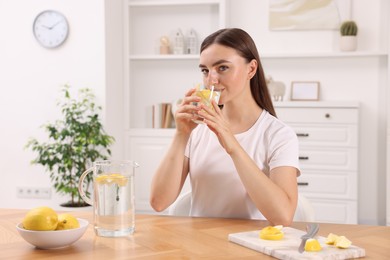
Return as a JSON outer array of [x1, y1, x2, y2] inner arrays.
[[150, 28, 300, 226]]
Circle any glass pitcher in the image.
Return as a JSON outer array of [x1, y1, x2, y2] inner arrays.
[[78, 160, 139, 237]]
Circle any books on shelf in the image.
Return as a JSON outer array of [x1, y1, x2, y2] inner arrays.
[[153, 103, 174, 128]]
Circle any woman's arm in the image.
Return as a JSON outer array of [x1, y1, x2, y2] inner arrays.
[[150, 88, 201, 212], [150, 132, 190, 212], [201, 102, 298, 226], [229, 143, 298, 226]]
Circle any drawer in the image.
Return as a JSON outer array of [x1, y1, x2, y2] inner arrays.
[[307, 199, 358, 224], [297, 171, 357, 199], [276, 107, 358, 124], [298, 147, 357, 171], [291, 124, 357, 147]]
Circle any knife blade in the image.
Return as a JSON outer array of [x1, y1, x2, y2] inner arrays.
[[298, 223, 319, 253]]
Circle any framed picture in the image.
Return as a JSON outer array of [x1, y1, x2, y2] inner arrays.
[[291, 81, 320, 101]]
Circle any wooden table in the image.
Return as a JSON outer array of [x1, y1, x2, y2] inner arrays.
[[0, 209, 389, 259]]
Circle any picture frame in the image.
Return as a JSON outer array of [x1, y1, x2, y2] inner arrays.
[[290, 81, 320, 101]]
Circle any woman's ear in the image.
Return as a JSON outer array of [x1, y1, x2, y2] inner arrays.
[[248, 59, 258, 80]]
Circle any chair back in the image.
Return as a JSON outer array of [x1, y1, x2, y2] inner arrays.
[[168, 191, 316, 222]]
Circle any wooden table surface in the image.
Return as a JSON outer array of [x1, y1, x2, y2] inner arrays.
[[0, 208, 389, 259]]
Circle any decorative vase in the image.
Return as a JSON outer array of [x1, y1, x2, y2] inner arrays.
[[340, 36, 357, 52]]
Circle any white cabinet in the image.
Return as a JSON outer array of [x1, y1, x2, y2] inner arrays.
[[124, 0, 226, 214], [127, 129, 190, 214], [275, 101, 359, 224]]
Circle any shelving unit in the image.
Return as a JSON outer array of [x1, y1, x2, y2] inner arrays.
[[124, 0, 226, 214]]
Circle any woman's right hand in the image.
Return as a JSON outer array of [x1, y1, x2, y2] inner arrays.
[[174, 88, 201, 134]]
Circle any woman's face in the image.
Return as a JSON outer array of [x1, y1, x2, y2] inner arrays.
[[199, 43, 256, 105]]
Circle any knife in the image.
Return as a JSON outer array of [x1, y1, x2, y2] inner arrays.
[[298, 223, 320, 253]]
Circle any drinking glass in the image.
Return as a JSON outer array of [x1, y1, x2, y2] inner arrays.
[[192, 84, 221, 124]]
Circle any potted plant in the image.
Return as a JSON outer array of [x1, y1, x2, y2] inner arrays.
[[340, 20, 358, 51], [26, 85, 115, 207]]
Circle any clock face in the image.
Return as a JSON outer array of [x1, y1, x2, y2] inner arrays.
[[33, 10, 69, 48]]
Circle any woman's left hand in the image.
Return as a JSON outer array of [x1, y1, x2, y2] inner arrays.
[[198, 101, 239, 154]]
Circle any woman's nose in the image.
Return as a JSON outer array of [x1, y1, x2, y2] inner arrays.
[[207, 70, 219, 86]]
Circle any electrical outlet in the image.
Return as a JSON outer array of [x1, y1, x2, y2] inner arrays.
[[17, 187, 51, 199]]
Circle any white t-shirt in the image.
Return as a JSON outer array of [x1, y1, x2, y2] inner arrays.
[[185, 110, 300, 220]]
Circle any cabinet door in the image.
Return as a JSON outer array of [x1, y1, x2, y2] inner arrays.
[[310, 199, 357, 224], [127, 134, 190, 214]]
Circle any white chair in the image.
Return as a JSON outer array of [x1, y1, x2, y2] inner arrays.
[[168, 191, 315, 222], [168, 191, 192, 216], [293, 194, 316, 222]]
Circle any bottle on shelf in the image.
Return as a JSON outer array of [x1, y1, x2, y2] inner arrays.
[[173, 28, 185, 55]]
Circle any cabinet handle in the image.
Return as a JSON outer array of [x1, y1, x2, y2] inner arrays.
[[296, 133, 309, 137], [299, 156, 309, 160], [325, 113, 330, 118], [298, 182, 309, 186]]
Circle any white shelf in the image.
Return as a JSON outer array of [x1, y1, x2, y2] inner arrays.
[[129, 54, 199, 60], [129, 52, 387, 61], [261, 51, 387, 59], [273, 101, 360, 108], [128, 0, 224, 7], [127, 128, 175, 136]]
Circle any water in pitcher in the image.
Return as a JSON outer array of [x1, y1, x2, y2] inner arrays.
[[93, 173, 135, 237]]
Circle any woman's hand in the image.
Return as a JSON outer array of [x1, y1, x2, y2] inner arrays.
[[174, 88, 201, 134], [198, 101, 239, 154]]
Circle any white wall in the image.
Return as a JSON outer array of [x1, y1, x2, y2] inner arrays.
[[0, 0, 108, 210]]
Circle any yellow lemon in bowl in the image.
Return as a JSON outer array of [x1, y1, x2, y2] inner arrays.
[[259, 225, 284, 240], [56, 213, 80, 230], [22, 206, 58, 231]]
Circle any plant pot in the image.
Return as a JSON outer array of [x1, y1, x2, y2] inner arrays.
[[60, 201, 91, 208], [340, 36, 357, 51]]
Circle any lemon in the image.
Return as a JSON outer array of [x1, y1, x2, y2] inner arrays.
[[335, 236, 352, 249], [259, 225, 284, 240], [197, 89, 211, 100], [305, 238, 322, 252], [56, 213, 80, 230], [22, 206, 58, 231], [325, 233, 339, 245], [96, 173, 128, 187]]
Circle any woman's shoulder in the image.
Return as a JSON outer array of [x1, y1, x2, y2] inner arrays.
[[261, 110, 297, 137]]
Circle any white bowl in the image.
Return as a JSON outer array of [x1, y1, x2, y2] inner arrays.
[[16, 218, 89, 249]]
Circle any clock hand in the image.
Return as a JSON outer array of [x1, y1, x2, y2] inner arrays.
[[41, 25, 51, 29], [49, 20, 64, 29]]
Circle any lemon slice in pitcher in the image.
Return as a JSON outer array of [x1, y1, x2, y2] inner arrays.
[[96, 173, 128, 187]]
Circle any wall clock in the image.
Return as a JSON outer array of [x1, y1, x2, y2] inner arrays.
[[33, 10, 69, 48]]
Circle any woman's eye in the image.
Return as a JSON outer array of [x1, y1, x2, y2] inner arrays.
[[201, 68, 209, 75], [219, 65, 228, 71]]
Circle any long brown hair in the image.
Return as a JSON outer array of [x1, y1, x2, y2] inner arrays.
[[200, 28, 276, 117]]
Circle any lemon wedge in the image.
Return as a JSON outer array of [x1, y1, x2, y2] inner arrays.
[[259, 225, 284, 240], [325, 233, 352, 248], [305, 238, 322, 252], [325, 233, 339, 245], [335, 236, 352, 249], [95, 173, 128, 187]]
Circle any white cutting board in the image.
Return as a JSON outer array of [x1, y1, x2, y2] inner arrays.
[[228, 227, 365, 260]]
